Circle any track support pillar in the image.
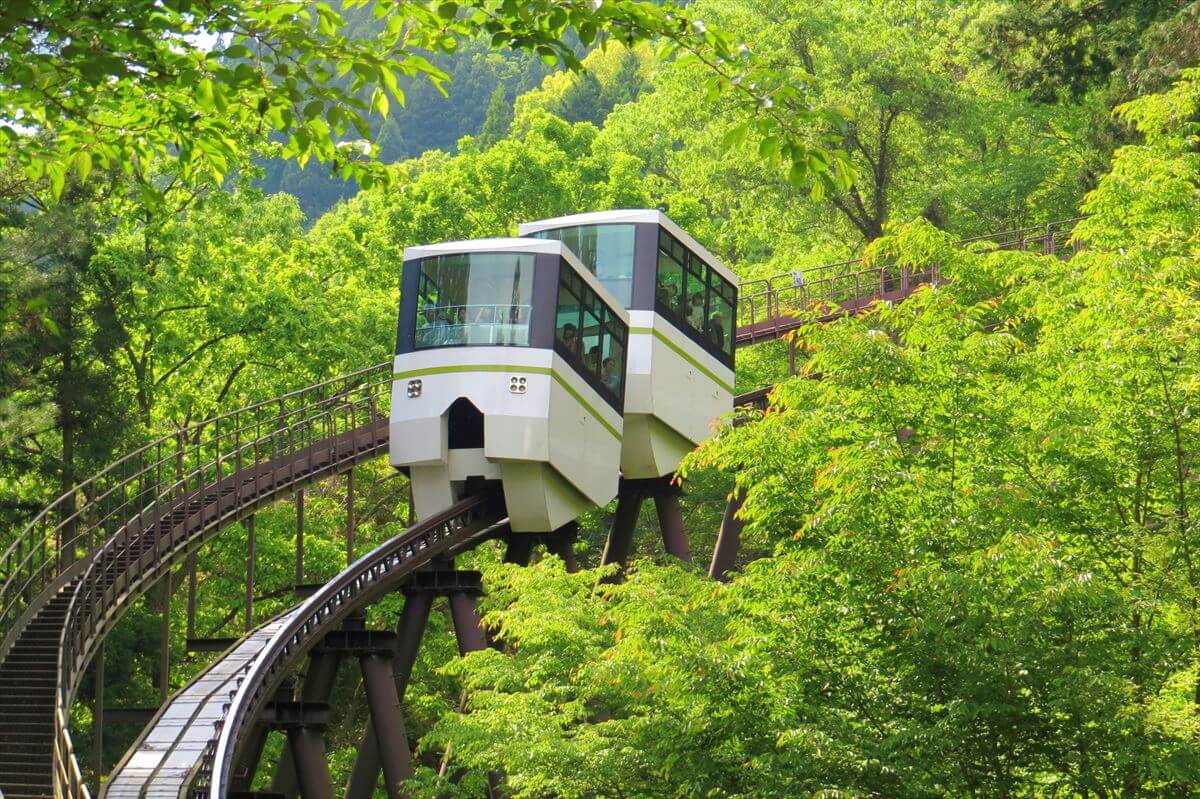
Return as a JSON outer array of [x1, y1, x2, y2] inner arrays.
[[708, 488, 746, 580], [601, 492, 642, 568], [295, 488, 305, 586], [245, 513, 256, 631], [346, 468, 355, 565], [93, 641, 104, 783], [654, 493, 691, 563], [545, 521, 579, 572], [287, 725, 334, 799], [449, 591, 488, 654], [272, 651, 343, 798], [160, 571, 171, 703], [503, 535, 535, 566], [344, 591, 433, 799], [361, 651, 415, 797]]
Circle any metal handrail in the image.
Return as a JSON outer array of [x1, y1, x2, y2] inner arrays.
[[0, 361, 393, 651], [25, 361, 395, 799], [735, 217, 1085, 332], [0, 214, 1091, 799], [189, 493, 506, 799]]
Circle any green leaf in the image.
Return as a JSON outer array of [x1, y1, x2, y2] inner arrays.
[[371, 87, 390, 117], [47, 162, 65, 199], [196, 79, 215, 112], [73, 150, 92, 182], [721, 121, 750, 150]]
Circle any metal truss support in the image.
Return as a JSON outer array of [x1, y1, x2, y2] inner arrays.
[[449, 590, 488, 655], [503, 535, 535, 566], [344, 592, 434, 799], [272, 652, 344, 799], [360, 651, 415, 798], [654, 493, 691, 563], [601, 491, 643, 568], [708, 487, 746, 580], [287, 724, 335, 799], [545, 521, 579, 572]]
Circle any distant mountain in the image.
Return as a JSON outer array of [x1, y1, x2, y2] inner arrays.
[[258, 36, 556, 219]]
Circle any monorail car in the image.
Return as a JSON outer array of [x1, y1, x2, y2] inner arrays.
[[519, 210, 738, 479], [390, 238, 630, 533]]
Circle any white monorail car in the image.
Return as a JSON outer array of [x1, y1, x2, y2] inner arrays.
[[390, 238, 630, 533], [519, 210, 738, 479]]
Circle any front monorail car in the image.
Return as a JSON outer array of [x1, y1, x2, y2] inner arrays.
[[390, 238, 629, 533], [519, 210, 737, 479]]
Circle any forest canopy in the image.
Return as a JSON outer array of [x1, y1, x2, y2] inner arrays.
[[4, 0, 1200, 797]]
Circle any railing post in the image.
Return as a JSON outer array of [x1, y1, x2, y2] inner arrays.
[[245, 514, 256, 632], [160, 570, 171, 704], [295, 489, 305, 588], [94, 641, 104, 785], [345, 468, 355, 567]]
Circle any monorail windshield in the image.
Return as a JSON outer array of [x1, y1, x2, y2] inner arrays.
[[413, 252, 535, 349], [531, 223, 636, 306]]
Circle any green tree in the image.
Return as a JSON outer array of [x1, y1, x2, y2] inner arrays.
[[477, 84, 515, 148], [0, 0, 846, 206], [412, 71, 1200, 798]]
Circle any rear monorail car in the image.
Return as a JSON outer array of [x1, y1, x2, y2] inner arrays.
[[519, 210, 738, 479], [390, 238, 629, 533]]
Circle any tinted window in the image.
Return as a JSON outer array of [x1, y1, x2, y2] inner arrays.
[[555, 259, 627, 409], [654, 230, 736, 368], [413, 253, 534, 349], [534, 224, 636, 306]]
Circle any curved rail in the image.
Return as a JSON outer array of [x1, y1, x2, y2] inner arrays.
[[56, 372, 392, 799], [185, 493, 506, 799], [101, 610, 301, 799], [0, 362, 392, 657], [0, 215, 1088, 799], [0, 362, 393, 799]]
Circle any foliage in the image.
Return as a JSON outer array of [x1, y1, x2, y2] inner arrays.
[[0, 0, 851, 209], [6, 3, 1200, 796], [414, 72, 1200, 797]]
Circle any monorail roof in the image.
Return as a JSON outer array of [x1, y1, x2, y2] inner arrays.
[[402, 237, 628, 323], [517, 209, 739, 287]]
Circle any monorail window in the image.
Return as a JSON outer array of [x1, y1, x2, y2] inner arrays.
[[555, 264, 627, 409], [413, 253, 534, 349], [532, 224, 636, 306], [655, 230, 736, 365]]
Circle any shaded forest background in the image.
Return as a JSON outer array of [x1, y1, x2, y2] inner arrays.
[[5, 0, 1200, 796]]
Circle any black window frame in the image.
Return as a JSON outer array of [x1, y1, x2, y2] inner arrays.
[[654, 229, 737, 370], [553, 257, 628, 411]]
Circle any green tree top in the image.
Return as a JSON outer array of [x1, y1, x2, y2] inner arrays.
[[0, 0, 850, 203]]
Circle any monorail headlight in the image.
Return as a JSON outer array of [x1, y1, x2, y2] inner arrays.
[[407, 379, 423, 398], [509, 375, 527, 394]]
